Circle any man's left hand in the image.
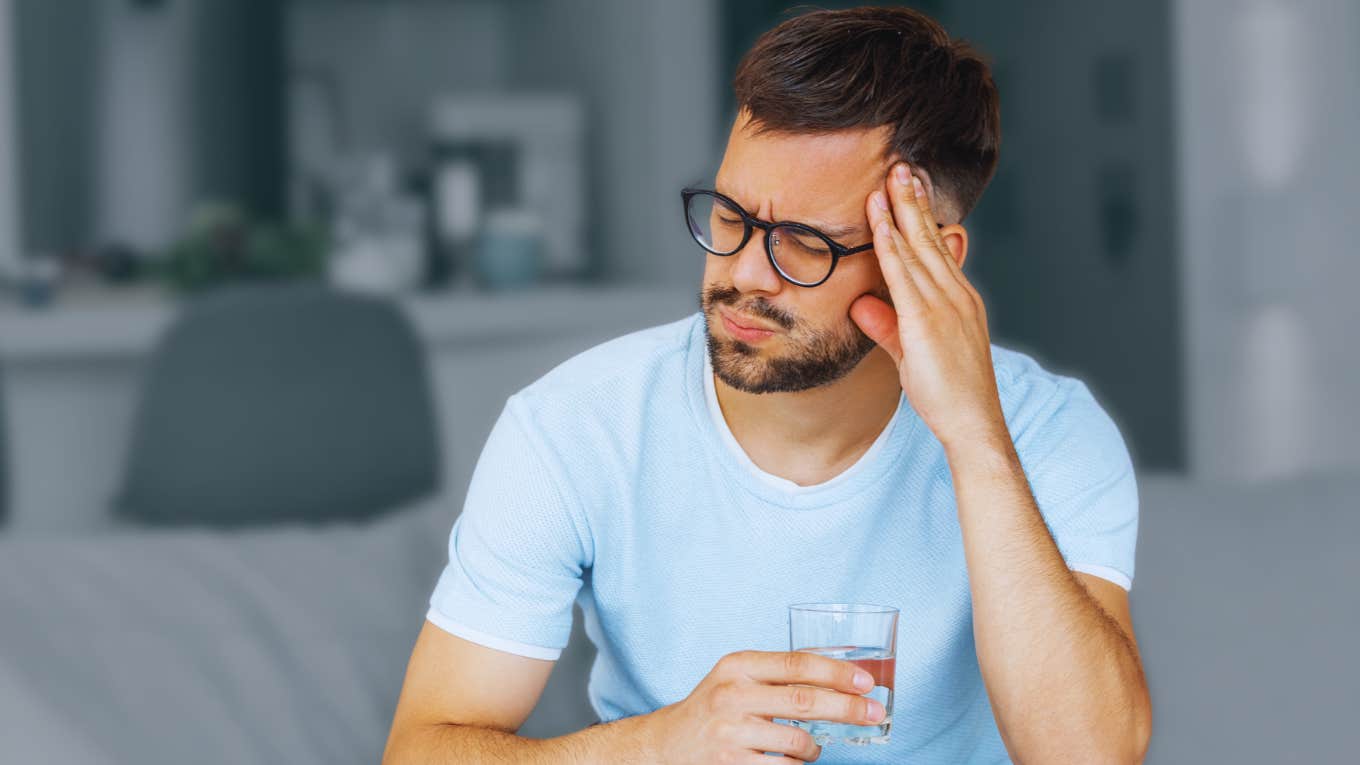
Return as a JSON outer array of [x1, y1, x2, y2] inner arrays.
[[849, 161, 1006, 450]]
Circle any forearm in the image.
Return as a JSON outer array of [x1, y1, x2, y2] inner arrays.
[[944, 434, 1149, 763], [383, 713, 658, 765]]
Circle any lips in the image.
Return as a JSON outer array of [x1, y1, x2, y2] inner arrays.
[[718, 308, 780, 344], [719, 307, 778, 333]]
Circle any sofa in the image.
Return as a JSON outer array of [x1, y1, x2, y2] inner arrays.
[[0, 472, 1354, 763]]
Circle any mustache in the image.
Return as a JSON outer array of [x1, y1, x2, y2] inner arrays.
[[699, 285, 796, 331]]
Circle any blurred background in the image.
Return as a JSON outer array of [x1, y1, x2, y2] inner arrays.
[[0, 1, 1355, 763]]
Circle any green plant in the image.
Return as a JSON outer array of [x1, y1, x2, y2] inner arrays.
[[157, 202, 329, 292]]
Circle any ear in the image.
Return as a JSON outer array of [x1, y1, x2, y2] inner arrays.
[[939, 224, 969, 271]]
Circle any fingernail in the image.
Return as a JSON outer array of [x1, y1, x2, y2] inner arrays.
[[866, 700, 885, 722], [872, 191, 888, 211], [854, 670, 873, 691], [913, 176, 925, 198], [894, 163, 910, 183]]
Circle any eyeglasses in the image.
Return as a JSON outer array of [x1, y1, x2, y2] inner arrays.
[[683, 187, 948, 288], [682, 187, 875, 288]]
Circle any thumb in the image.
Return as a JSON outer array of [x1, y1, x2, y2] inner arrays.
[[849, 293, 903, 366]]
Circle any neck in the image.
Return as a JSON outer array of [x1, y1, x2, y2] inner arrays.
[[712, 347, 903, 486]]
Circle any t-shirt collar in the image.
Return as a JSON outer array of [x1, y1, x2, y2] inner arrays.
[[687, 311, 916, 509]]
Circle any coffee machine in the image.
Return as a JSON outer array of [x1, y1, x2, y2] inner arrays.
[[426, 94, 585, 287]]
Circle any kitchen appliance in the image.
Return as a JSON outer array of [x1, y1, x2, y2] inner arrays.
[[427, 94, 584, 285]]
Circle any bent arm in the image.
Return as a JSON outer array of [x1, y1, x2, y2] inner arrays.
[[946, 435, 1152, 764], [382, 620, 660, 764]]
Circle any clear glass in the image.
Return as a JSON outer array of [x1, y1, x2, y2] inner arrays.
[[785, 602, 899, 746]]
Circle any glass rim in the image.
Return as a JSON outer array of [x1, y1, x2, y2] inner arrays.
[[788, 602, 899, 615]]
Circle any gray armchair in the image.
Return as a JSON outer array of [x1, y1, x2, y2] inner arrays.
[[114, 283, 441, 527]]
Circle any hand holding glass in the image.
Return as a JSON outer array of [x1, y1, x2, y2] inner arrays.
[[647, 647, 889, 763], [786, 603, 899, 746]]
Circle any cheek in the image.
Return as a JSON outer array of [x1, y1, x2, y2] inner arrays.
[[790, 293, 857, 336], [839, 260, 892, 306], [701, 254, 729, 284], [857, 257, 889, 291], [829, 270, 882, 309]]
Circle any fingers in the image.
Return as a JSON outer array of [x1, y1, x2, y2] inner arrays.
[[711, 651, 884, 762], [907, 167, 967, 281], [733, 650, 871, 696], [867, 190, 935, 313], [884, 163, 986, 320], [734, 754, 806, 765], [744, 682, 886, 727], [723, 719, 821, 763], [886, 163, 961, 293], [848, 294, 904, 366], [735, 754, 806, 765], [912, 178, 977, 310]]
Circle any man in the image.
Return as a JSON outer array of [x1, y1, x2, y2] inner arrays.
[[385, 6, 1151, 764]]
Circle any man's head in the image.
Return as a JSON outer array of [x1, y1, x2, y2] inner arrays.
[[700, 6, 1000, 395]]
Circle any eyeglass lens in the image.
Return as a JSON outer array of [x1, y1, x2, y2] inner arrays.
[[686, 192, 835, 285]]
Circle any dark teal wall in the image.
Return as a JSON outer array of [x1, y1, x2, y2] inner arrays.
[[14, 0, 97, 253], [13, 0, 284, 254]]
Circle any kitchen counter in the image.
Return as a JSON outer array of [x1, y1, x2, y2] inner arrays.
[[0, 280, 697, 362], [0, 280, 698, 535]]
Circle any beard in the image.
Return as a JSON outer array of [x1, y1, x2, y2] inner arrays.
[[699, 283, 884, 394]]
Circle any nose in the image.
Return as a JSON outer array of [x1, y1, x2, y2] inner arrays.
[[727, 224, 784, 294]]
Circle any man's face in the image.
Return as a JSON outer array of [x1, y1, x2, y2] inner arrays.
[[700, 109, 895, 394]]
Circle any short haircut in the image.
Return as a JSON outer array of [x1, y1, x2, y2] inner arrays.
[[732, 5, 1002, 221]]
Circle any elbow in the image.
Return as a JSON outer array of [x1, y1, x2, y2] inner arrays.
[[381, 721, 448, 765], [381, 723, 425, 765], [1080, 690, 1153, 765], [380, 730, 406, 765], [1106, 658, 1153, 764], [1102, 687, 1152, 765], [1128, 689, 1153, 764]]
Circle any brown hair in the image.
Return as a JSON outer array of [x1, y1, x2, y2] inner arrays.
[[732, 5, 1001, 221]]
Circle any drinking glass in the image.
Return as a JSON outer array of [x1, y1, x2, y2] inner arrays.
[[785, 602, 899, 746]]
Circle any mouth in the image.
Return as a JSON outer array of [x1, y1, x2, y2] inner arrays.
[[718, 307, 780, 342]]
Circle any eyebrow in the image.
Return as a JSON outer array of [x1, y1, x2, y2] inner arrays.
[[807, 221, 864, 240], [714, 184, 866, 242]]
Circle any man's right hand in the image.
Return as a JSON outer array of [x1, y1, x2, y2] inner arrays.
[[641, 649, 886, 764]]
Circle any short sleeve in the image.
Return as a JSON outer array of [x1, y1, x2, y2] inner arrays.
[[1012, 378, 1139, 591], [426, 395, 592, 659]]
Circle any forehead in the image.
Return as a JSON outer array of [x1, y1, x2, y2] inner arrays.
[[714, 111, 893, 229]]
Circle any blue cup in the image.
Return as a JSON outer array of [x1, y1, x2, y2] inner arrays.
[[474, 208, 543, 291]]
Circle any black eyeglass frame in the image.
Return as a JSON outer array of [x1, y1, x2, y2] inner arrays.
[[681, 186, 943, 288]]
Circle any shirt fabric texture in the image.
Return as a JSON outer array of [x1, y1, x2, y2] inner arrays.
[[426, 310, 1139, 764]]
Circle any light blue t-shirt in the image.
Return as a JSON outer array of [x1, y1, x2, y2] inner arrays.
[[427, 310, 1138, 764]]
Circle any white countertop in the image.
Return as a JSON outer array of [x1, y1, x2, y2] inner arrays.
[[0, 280, 698, 363]]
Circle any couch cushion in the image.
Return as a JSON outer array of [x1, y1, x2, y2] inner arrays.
[[1134, 472, 1360, 763], [0, 496, 450, 765]]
